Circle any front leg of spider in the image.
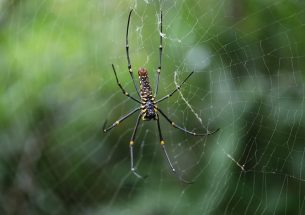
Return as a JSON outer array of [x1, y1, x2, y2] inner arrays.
[[157, 117, 194, 184], [129, 114, 147, 179]]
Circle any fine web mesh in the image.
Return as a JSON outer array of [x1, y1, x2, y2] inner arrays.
[[1, 0, 305, 214]]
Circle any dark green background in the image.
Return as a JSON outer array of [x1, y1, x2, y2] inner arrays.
[[1, 0, 305, 214]]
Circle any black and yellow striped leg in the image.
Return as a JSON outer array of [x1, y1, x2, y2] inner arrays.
[[154, 11, 163, 97], [103, 107, 140, 133], [157, 108, 220, 136], [157, 117, 193, 184], [156, 71, 194, 103], [112, 64, 141, 103], [126, 9, 140, 97], [130, 114, 146, 179]]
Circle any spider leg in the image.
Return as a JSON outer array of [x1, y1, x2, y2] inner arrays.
[[156, 71, 194, 103], [154, 10, 163, 97], [129, 113, 147, 179], [103, 107, 140, 133], [111, 64, 141, 103], [157, 116, 193, 184], [126, 9, 140, 97], [157, 108, 220, 136]]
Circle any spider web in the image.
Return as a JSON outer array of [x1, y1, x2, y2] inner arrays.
[[1, 0, 305, 214]]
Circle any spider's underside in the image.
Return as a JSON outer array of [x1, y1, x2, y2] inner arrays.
[[103, 9, 219, 183]]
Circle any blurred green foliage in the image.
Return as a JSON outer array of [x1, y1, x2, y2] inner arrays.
[[1, 0, 305, 214]]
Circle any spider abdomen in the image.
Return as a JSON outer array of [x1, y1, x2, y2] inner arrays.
[[138, 68, 157, 120]]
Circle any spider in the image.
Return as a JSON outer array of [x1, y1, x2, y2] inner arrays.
[[103, 9, 219, 183]]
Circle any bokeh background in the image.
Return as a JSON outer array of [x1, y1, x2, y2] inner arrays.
[[1, 0, 305, 214]]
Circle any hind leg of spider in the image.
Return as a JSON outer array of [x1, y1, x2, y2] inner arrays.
[[130, 113, 147, 179], [126, 9, 140, 97], [103, 107, 140, 133], [154, 10, 163, 97], [111, 64, 140, 103], [157, 108, 220, 136], [157, 117, 193, 184]]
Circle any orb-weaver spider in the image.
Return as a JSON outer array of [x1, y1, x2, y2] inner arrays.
[[103, 9, 219, 183]]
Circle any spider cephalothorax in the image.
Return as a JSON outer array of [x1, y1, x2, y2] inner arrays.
[[103, 9, 219, 183], [138, 68, 157, 120]]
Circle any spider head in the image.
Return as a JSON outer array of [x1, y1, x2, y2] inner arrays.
[[143, 100, 156, 120], [138, 68, 148, 77]]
